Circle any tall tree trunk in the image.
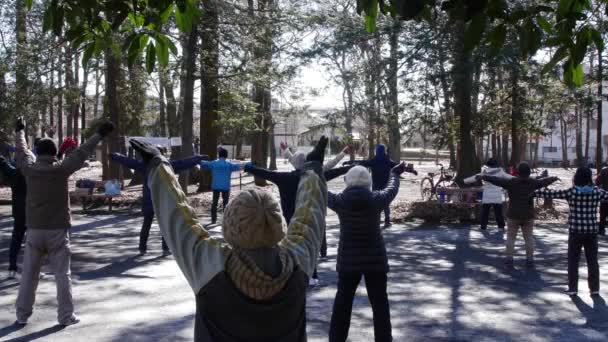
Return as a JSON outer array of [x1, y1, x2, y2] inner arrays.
[[250, 0, 275, 186], [158, 79, 167, 137], [269, 122, 277, 170], [127, 61, 145, 136], [560, 115, 570, 168], [198, 0, 220, 192], [585, 101, 591, 161], [501, 132, 509, 168], [178, 26, 199, 191], [15, 0, 28, 124], [575, 105, 583, 166], [160, 67, 179, 137], [452, 21, 479, 183], [65, 45, 74, 138], [598, 49, 604, 171], [105, 50, 122, 180], [48, 52, 55, 137], [387, 20, 401, 162], [491, 133, 497, 158], [57, 54, 64, 143], [93, 60, 100, 119], [80, 65, 89, 143], [73, 51, 80, 142], [509, 65, 522, 166], [533, 136, 540, 167]]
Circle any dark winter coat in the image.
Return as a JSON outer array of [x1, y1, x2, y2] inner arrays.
[[244, 164, 352, 224], [195, 268, 308, 342], [483, 175, 559, 220], [328, 173, 400, 273], [0, 159, 26, 218], [110, 153, 202, 215], [348, 144, 397, 190]]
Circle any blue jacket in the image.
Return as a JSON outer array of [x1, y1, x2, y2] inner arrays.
[[111, 153, 202, 215], [200, 158, 242, 191], [349, 144, 397, 190], [0, 159, 26, 218], [328, 173, 400, 273], [244, 164, 352, 224]]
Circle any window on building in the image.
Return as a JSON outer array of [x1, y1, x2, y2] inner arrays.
[[543, 146, 558, 153]]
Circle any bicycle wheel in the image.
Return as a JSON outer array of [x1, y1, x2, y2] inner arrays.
[[420, 177, 434, 201]]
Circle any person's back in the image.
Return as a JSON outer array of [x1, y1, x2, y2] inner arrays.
[[207, 158, 241, 190], [139, 137, 329, 341], [332, 187, 388, 273], [368, 144, 396, 190]]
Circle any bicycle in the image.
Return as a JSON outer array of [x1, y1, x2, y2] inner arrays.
[[420, 163, 459, 201]]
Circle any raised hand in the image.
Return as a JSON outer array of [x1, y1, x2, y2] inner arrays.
[[15, 117, 25, 132], [342, 145, 353, 155], [391, 162, 406, 175], [97, 120, 115, 137], [306, 136, 328, 164], [129, 139, 161, 166], [280, 142, 288, 151], [405, 163, 418, 176]]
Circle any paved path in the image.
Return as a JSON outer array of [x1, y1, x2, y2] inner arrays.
[[1, 205, 608, 341]]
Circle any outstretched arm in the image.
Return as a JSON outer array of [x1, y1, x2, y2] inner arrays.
[[534, 188, 570, 199], [374, 173, 401, 209], [279, 164, 327, 277], [171, 155, 204, 172], [60, 134, 103, 175], [148, 160, 230, 293], [323, 152, 347, 171], [482, 175, 512, 189], [110, 153, 146, 173], [15, 131, 35, 171], [324, 165, 352, 181], [244, 164, 288, 185], [535, 176, 559, 189]]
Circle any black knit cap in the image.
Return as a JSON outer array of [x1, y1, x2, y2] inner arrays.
[[573, 167, 593, 186], [486, 158, 498, 168], [517, 162, 531, 178], [36, 138, 58, 157], [218, 148, 228, 158]]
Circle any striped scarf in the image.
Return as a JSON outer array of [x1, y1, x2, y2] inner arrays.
[[226, 248, 294, 300]]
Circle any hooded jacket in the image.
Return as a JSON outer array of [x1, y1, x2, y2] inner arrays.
[[348, 144, 397, 190], [464, 167, 512, 204], [110, 153, 203, 215], [328, 172, 400, 273], [148, 159, 327, 341]]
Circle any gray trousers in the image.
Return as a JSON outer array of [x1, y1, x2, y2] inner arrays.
[[15, 228, 74, 324]]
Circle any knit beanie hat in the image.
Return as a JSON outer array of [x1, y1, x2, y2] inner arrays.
[[222, 188, 286, 249], [291, 151, 306, 170], [517, 162, 531, 178], [36, 138, 58, 157], [344, 165, 372, 188]]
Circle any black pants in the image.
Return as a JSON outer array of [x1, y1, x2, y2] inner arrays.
[[383, 207, 390, 225], [9, 212, 27, 271], [600, 203, 608, 234], [480, 203, 505, 229], [568, 233, 599, 292], [211, 190, 230, 223], [139, 212, 168, 252], [329, 272, 392, 342]]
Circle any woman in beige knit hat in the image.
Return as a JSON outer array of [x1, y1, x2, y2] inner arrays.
[[131, 136, 329, 341]]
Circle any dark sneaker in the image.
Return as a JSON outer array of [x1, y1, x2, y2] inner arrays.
[[60, 315, 80, 326], [480, 226, 487, 230], [138, 249, 147, 256], [15, 318, 27, 325]]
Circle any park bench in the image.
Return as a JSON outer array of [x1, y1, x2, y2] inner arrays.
[[73, 181, 118, 212]]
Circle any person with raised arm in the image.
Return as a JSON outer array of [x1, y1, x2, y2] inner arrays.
[[199, 147, 243, 224], [327, 163, 406, 342], [110, 146, 206, 255], [14, 117, 114, 326], [132, 136, 329, 341], [0, 155, 27, 279]]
